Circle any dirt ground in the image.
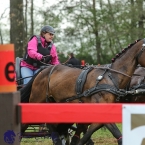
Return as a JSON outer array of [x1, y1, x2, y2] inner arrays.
[[92, 137, 118, 145]]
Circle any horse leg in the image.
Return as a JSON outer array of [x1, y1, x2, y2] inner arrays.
[[56, 123, 74, 145], [47, 124, 62, 145], [105, 123, 122, 145], [73, 124, 121, 145], [71, 123, 122, 145], [86, 137, 94, 145], [70, 124, 94, 145], [81, 124, 94, 145], [78, 123, 103, 145], [70, 124, 83, 145]]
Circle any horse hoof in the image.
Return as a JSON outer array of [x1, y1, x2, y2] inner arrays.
[[70, 136, 80, 145], [117, 138, 122, 145], [86, 139, 94, 145], [53, 139, 62, 145]]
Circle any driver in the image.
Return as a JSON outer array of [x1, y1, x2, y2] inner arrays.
[[20, 25, 60, 84]]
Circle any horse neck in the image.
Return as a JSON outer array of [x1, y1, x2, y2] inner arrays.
[[111, 39, 143, 88]]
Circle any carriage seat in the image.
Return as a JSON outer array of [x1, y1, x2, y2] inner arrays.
[[15, 57, 23, 86]]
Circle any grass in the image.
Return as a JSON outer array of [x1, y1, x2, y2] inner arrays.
[[20, 124, 122, 145], [91, 124, 122, 145]]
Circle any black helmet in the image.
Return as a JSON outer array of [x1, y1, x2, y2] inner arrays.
[[41, 25, 55, 34]]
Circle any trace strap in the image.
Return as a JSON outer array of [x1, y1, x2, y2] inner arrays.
[[65, 84, 127, 102]]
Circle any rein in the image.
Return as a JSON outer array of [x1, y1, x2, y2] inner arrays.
[[62, 57, 71, 64], [46, 65, 58, 102], [39, 61, 52, 66], [94, 66, 131, 78]]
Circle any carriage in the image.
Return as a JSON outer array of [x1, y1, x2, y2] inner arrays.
[[15, 57, 50, 138]]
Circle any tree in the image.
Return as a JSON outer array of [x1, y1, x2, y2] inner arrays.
[[10, 0, 24, 57], [5, 0, 145, 63], [0, 8, 9, 44], [30, 0, 34, 36], [136, 0, 144, 38]]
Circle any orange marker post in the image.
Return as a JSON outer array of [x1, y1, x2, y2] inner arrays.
[[0, 44, 16, 92], [81, 60, 85, 66]]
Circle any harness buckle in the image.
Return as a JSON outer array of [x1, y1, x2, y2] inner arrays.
[[78, 79, 82, 83], [66, 99, 70, 102], [116, 96, 120, 101], [84, 90, 90, 97], [97, 75, 103, 81]]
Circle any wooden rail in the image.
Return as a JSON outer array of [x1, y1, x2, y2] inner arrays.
[[19, 103, 123, 123]]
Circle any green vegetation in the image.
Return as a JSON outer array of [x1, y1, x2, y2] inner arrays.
[[4, 0, 145, 64], [91, 124, 122, 145]]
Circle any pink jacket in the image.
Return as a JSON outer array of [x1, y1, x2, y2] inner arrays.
[[21, 36, 60, 70]]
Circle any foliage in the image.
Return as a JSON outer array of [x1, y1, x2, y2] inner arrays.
[[1, 0, 145, 64]]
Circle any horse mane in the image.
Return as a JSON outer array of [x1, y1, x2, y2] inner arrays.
[[111, 39, 142, 63], [20, 68, 44, 103]]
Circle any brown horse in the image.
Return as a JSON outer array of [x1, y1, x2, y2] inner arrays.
[[70, 65, 145, 145], [20, 39, 145, 145], [119, 65, 145, 103]]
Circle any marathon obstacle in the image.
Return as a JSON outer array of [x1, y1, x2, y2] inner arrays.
[[1, 95, 145, 145], [19, 103, 145, 145]]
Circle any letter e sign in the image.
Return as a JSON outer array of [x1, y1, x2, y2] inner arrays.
[[0, 44, 16, 92]]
